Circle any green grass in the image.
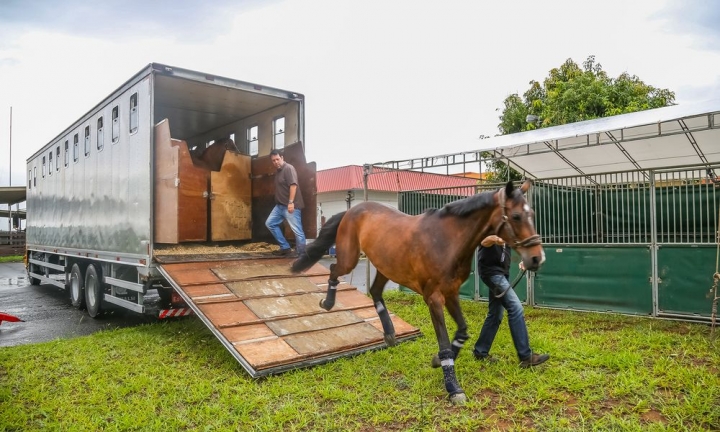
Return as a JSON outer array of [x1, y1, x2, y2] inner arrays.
[[1, 292, 719, 431], [0, 255, 23, 263]]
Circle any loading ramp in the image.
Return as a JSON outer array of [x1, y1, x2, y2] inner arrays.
[[156, 255, 421, 377]]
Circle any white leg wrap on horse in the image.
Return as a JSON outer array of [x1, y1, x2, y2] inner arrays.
[[441, 358, 455, 367], [452, 340, 465, 349], [375, 301, 386, 313]]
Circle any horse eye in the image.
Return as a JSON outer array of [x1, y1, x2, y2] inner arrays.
[[512, 213, 522, 221]]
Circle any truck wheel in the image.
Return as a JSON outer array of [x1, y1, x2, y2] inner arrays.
[[27, 252, 41, 285], [69, 263, 86, 309], [27, 263, 41, 286], [84, 264, 104, 318]]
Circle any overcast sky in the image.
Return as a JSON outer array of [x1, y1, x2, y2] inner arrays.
[[1, 0, 719, 190]]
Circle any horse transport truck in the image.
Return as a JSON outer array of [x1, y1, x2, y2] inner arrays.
[[24, 63, 419, 376]]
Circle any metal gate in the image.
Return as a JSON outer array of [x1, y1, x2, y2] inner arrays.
[[533, 164, 720, 320]]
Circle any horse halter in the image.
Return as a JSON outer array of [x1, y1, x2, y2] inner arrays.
[[495, 188, 542, 249]]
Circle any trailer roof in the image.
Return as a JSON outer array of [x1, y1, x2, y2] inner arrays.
[[374, 99, 720, 180]]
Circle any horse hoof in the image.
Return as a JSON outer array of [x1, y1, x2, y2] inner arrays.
[[384, 334, 397, 347], [449, 392, 467, 405], [430, 354, 441, 369], [319, 299, 331, 311]]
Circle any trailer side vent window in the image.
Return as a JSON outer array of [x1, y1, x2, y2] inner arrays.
[[64, 140, 69, 166], [273, 117, 285, 150], [73, 133, 79, 162], [129, 93, 138, 134], [248, 125, 258, 157], [97, 117, 104, 151], [84, 126, 91, 157], [112, 106, 119, 143], [33, 167, 36, 187], [56, 146, 60, 171], [42, 156, 46, 178], [48, 152, 53, 176], [28, 170, 31, 189]]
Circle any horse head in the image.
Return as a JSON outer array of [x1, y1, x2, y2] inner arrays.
[[493, 180, 545, 272]]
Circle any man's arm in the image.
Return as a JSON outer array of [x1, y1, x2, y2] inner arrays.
[[288, 184, 297, 213]]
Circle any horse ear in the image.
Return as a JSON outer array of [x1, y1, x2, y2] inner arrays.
[[505, 181, 514, 198], [520, 180, 532, 193]]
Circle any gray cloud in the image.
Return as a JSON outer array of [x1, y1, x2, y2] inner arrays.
[[0, 0, 280, 42], [654, 0, 720, 51]]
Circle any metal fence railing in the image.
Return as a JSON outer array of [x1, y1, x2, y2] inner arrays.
[[0, 231, 25, 256], [533, 165, 720, 245]]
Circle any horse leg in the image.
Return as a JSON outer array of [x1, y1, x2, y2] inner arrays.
[[430, 292, 469, 368], [445, 293, 469, 359], [320, 263, 341, 310], [369, 271, 396, 346], [426, 290, 467, 404], [320, 246, 360, 310]]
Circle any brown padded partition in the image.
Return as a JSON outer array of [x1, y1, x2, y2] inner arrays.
[[154, 119, 209, 243]]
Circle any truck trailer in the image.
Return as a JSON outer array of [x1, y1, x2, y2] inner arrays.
[[25, 64, 419, 376]]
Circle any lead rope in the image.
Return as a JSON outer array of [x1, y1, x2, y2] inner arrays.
[[710, 205, 720, 339]]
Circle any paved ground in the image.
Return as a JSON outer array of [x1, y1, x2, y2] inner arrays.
[[0, 262, 154, 348], [0, 258, 398, 348]]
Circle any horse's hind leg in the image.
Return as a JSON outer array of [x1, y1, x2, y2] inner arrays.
[[426, 289, 466, 404], [320, 263, 341, 310], [320, 245, 360, 311], [369, 271, 396, 346]]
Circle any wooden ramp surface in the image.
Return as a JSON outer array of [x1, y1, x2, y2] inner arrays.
[[157, 257, 421, 377]]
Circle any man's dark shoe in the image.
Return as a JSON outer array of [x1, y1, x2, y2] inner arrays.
[[520, 353, 549, 368], [272, 248, 292, 256], [473, 353, 499, 363]]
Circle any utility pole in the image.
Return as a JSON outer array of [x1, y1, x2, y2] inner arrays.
[[8, 107, 12, 236]]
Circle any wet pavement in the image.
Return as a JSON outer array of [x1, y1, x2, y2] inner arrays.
[[0, 258, 398, 348], [0, 262, 155, 348]]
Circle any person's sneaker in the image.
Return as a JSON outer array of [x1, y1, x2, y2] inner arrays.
[[520, 353, 549, 368], [473, 353, 499, 363], [271, 248, 292, 256]]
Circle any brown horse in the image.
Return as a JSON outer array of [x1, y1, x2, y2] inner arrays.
[[291, 180, 544, 403], [189, 138, 238, 171]]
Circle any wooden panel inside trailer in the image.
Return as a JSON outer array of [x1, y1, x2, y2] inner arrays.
[[154, 120, 209, 243]]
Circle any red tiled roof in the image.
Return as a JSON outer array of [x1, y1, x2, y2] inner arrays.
[[317, 165, 479, 193]]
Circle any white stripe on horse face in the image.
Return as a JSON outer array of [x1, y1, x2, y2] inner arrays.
[[524, 204, 534, 227]]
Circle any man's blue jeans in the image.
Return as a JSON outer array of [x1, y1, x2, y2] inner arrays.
[[473, 274, 532, 360], [265, 204, 306, 253]]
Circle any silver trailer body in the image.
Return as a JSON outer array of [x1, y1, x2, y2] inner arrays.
[[25, 63, 312, 315]]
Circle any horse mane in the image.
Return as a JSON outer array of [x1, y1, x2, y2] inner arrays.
[[437, 189, 499, 218]]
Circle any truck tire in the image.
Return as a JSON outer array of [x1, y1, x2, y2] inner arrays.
[[27, 252, 41, 285], [69, 263, 86, 309], [84, 264, 104, 318], [27, 263, 40, 286]]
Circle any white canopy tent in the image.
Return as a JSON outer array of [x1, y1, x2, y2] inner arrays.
[[374, 99, 720, 181]]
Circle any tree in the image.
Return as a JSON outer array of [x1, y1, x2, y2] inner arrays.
[[484, 56, 675, 181]]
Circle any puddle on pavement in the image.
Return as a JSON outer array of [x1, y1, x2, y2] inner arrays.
[[0, 277, 28, 287]]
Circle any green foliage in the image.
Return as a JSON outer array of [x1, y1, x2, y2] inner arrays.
[[1, 292, 718, 431], [487, 55, 676, 181], [0, 255, 23, 263]]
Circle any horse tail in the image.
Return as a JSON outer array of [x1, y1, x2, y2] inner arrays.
[[291, 211, 347, 273]]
